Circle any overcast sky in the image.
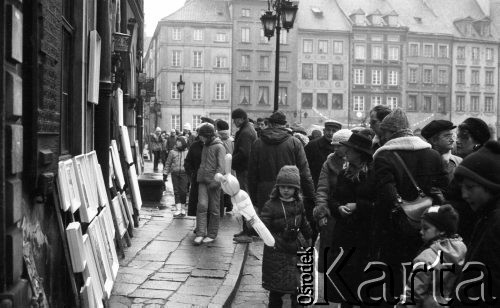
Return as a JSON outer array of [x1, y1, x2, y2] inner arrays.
[[144, 0, 185, 37]]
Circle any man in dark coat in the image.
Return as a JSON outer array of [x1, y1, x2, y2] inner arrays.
[[231, 108, 257, 243], [304, 120, 342, 188], [372, 108, 448, 305], [248, 111, 316, 225]]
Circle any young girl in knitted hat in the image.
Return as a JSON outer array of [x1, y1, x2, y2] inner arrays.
[[260, 165, 313, 307], [397, 204, 467, 307]]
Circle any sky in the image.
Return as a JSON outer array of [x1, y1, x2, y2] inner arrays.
[[144, 0, 185, 37]]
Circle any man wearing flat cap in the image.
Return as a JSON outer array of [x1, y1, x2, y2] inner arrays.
[[421, 120, 462, 181]]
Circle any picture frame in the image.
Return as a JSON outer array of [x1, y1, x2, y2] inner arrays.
[[80, 277, 96, 308], [128, 166, 142, 210], [110, 196, 127, 237], [119, 126, 134, 164], [88, 30, 101, 104], [101, 206, 115, 241], [98, 211, 119, 279], [110, 141, 125, 190], [76, 154, 100, 209], [57, 161, 71, 211], [117, 194, 129, 229], [73, 156, 98, 222], [87, 219, 113, 299], [8, 5, 23, 63], [83, 235, 104, 307], [87, 151, 109, 207], [64, 159, 82, 213], [121, 192, 134, 230], [117, 88, 123, 126]]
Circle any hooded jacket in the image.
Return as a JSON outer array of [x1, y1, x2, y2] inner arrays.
[[163, 147, 188, 175], [196, 137, 226, 184]]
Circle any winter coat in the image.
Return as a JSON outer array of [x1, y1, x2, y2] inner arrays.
[[218, 131, 234, 155], [232, 120, 257, 173], [150, 133, 162, 152], [184, 139, 203, 179], [166, 135, 177, 151], [248, 128, 315, 213], [372, 135, 449, 295], [163, 148, 188, 175], [452, 198, 500, 307], [398, 237, 466, 308], [196, 138, 226, 185], [261, 198, 312, 293], [304, 136, 336, 188]]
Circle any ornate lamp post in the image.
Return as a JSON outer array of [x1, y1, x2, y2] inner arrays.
[[261, 0, 298, 112], [176, 75, 185, 131]]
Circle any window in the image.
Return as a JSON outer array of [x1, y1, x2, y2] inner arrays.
[[354, 69, 365, 84], [471, 70, 480, 85], [171, 82, 180, 99], [171, 115, 180, 131], [372, 45, 383, 60], [409, 68, 418, 83], [317, 93, 328, 109], [371, 96, 382, 106], [471, 95, 479, 112], [280, 29, 287, 45], [216, 32, 227, 42], [317, 64, 328, 80], [193, 29, 203, 41], [485, 96, 494, 113], [486, 71, 494, 85], [241, 28, 250, 43], [241, 8, 250, 17], [388, 46, 399, 60], [303, 39, 313, 53], [353, 96, 365, 112], [332, 65, 343, 80], [457, 69, 465, 84], [457, 46, 465, 59], [192, 82, 202, 100], [355, 45, 366, 59], [302, 63, 313, 79], [172, 28, 182, 40], [240, 86, 250, 105], [472, 47, 480, 60], [438, 45, 449, 58], [409, 43, 419, 57], [193, 51, 202, 67], [241, 55, 250, 69], [456, 95, 465, 112], [423, 96, 432, 112], [172, 50, 181, 66], [388, 71, 398, 86], [192, 115, 202, 130], [279, 87, 288, 105], [318, 40, 328, 54], [302, 93, 313, 108], [423, 68, 433, 84], [333, 41, 343, 54], [387, 97, 398, 109], [279, 56, 287, 71], [215, 83, 226, 100], [260, 56, 270, 70], [372, 69, 382, 85], [423, 44, 434, 57], [438, 96, 446, 113], [332, 94, 343, 109], [258, 86, 269, 105], [408, 95, 417, 111], [486, 48, 494, 61], [215, 56, 227, 68], [438, 69, 448, 84]]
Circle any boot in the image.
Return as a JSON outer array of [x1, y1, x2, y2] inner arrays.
[[180, 204, 186, 217], [173, 203, 182, 217]]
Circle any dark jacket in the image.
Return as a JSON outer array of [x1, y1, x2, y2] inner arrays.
[[232, 120, 257, 173], [304, 136, 336, 188], [184, 139, 203, 179], [248, 127, 315, 213], [197, 138, 226, 184], [261, 198, 312, 293], [166, 135, 177, 151]]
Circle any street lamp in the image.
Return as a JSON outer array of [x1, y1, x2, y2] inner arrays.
[[177, 75, 185, 131], [261, 0, 298, 112]]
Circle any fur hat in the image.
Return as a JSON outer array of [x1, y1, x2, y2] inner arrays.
[[276, 165, 301, 189], [267, 111, 287, 125], [231, 108, 248, 120], [340, 133, 374, 155], [380, 108, 410, 132], [458, 117, 491, 145], [331, 129, 353, 145], [198, 123, 215, 138], [422, 204, 459, 235], [454, 141, 500, 193], [216, 119, 229, 131]]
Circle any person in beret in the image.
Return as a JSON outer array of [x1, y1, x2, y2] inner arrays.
[[421, 120, 462, 181]]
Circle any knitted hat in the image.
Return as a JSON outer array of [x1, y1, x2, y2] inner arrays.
[[324, 120, 342, 130], [216, 119, 229, 131], [276, 165, 301, 189], [331, 129, 353, 145], [458, 117, 491, 145], [155, 127, 162, 133], [380, 108, 410, 132], [198, 123, 215, 138], [421, 120, 456, 140], [231, 108, 248, 120], [422, 204, 459, 235], [454, 141, 500, 193], [267, 111, 287, 125], [183, 123, 192, 131]]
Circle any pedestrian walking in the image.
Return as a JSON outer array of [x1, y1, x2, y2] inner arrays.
[[160, 131, 169, 168], [397, 204, 466, 308], [193, 124, 226, 245], [150, 127, 163, 172], [163, 136, 189, 217], [260, 166, 313, 308]]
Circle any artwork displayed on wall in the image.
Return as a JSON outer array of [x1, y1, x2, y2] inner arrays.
[[73, 156, 98, 222], [88, 30, 101, 104], [87, 151, 109, 207], [119, 126, 134, 164], [121, 192, 134, 230], [87, 219, 113, 299], [110, 196, 127, 238], [128, 166, 142, 210], [83, 235, 104, 307], [98, 211, 119, 279], [66, 222, 86, 273], [110, 141, 125, 190], [57, 159, 82, 213]]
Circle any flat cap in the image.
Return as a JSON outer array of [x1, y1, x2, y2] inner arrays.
[[324, 120, 342, 130], [421, 120, 456, 140]]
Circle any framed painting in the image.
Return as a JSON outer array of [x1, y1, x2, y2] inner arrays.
[[128, 166, 142, 210], [80, 277, 96, 308], [83, 235, 104, 307], [57, 161, 71, 211], [88, 30, 101, 104], [73, 156, 98, 222], [7, 5, 23, 63], [87, 219, 113, 299], [63, 160, 82, 213], [121, 192, 134, 230], [134, 140, 143, 176], [110, 142, 125, 190], [87, 151, 108, 207], [66, 222, 86, 273], [101, 205, 115, 241], [110, 196, 127, 237], [119, 126, 133, 164], [98, 211, 119, 279], [75, 154, 99, 209], [117, 194, 129, 229]]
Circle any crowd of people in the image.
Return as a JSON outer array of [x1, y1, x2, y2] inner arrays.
[[148, 106, 500, 307]]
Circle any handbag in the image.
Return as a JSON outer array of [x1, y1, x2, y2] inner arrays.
[[392, 152, 433, 229]]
